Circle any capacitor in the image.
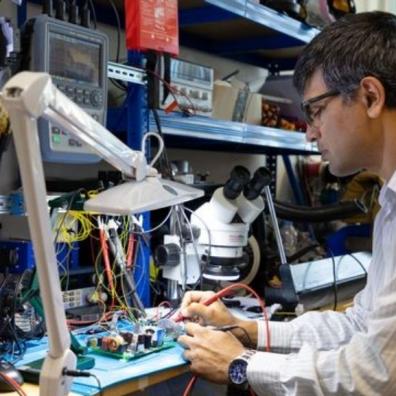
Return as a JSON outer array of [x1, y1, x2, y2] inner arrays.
[[87, 337, 98, 348], [144, 334, 152, 349], [155, 328, 165, 347], [121, 331, 134, 344], [137, 334, 145, 352]]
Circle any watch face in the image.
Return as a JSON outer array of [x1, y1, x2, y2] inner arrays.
[[229, 359, 248, 385]]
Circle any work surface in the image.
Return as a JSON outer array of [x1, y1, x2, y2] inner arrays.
[[9, 252, 372, 395], [13, 365, 189, 396], [14, 327, 187, 395]]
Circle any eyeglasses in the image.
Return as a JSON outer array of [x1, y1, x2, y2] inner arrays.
[[301, 89, 340, 128]]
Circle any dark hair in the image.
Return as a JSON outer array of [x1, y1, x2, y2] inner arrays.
[[293, 11, 396, 108]]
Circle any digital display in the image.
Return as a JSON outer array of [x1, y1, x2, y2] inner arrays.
[[49, 32, 101, 86]]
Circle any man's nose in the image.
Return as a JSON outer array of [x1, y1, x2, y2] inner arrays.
[[305, 124, 319, 142]]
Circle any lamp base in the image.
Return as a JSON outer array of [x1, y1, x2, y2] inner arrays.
[[39, 349, 77, 396], [19, 355, 94, 385]]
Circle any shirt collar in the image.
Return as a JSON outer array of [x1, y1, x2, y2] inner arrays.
[[379, 170, 396, 206]]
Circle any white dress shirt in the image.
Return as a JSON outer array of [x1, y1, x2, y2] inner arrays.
[[247, 171, 396, 395]]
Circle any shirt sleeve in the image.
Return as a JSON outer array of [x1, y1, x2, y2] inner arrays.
[[249, 280, 396, 395], [256, 286, 369, 353]]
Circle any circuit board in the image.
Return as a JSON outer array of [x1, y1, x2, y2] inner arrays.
[[88, 341, 176, 361], [86, 327, 176, 361]]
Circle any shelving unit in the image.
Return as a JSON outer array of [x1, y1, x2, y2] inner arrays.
[[178, 0, 319, 70], [108, 108, 318, 156], [22, 0, 320, 305], [148, 111, 317, 155], [24, 0, 319, 155]]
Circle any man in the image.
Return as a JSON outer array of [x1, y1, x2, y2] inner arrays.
[[178, 11, 396, 395]]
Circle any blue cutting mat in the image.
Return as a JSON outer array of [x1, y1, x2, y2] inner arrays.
[[16, 329, 187, 395]]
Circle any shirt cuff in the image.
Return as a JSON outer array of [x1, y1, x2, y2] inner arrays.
[[247, 351, 286, 395], [256, 320, 294, 353]]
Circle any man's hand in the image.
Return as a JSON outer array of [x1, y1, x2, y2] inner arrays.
[[178, 290, 239, 327], [178, 322, 245, 384]]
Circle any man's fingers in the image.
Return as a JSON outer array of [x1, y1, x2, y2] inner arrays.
[[180, 291, 215, 310], [178, 334, 194, 349], [184, 321, 206, 336], [181, 302, 208, 319], [183, 349, 194, 362]]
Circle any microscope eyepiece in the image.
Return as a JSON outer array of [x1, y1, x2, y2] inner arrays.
[[243, 166, 272, 200], [223, 166, 250, 200]]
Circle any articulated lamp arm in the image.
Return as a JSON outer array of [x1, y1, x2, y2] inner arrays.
[[2, 71, 151, 180], [0, 71, 202, 395]]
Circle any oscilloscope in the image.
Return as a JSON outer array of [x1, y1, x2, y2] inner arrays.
[[21, 15, 108, 163]]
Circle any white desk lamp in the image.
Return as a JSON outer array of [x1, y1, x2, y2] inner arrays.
[[0, 71, 203, 396]]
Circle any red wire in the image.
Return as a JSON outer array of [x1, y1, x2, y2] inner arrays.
[[126, 233, 135, 270], [0, 371, 27, 396], [146, 69, 198, 115], [99, 228, 115, 307], [181, 283, 271, 395], [183, 375, 197, 396], [155, 300, 172, 320]]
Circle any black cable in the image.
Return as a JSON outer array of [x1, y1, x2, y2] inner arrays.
[[103, 0, 128, 91], [162, 306, 178, 319], [274, 199, 367, 222], [63, 369, 103, 396], [110, 77, 127, 92], [347, 252, 368, 278], [107, 0, 121, 63], [151, 108, 173, 179], [90, 373, 103, 396], [215, 325, 254, 348], [88, 0, 97, 29], [287, 243, 319, 263]]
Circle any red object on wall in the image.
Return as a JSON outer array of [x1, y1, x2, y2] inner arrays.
[[125, 0, 179, 56]]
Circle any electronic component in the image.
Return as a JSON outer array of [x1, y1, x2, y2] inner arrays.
[[158, 58, 214, 116], [87, 327, 174, 361], [21, 15, 108, 163], [62, 287, 96, 310]]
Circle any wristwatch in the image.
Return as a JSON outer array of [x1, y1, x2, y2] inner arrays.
[[228, 349, 256, 387]]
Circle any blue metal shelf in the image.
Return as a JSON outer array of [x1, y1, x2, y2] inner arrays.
[[25, 0, 319, 70], [209, 0, 318, 43], [148, 111, 318, 155], [179, 0, 320, 70], [108, 109, 317, 155]]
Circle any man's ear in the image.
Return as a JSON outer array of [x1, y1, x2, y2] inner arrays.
[[360, 76, 385, 119]]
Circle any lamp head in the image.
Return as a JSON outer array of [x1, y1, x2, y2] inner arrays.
[[84, 177, 204, 215]]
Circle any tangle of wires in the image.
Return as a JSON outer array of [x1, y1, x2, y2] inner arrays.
[[0, 270, 44, 362]]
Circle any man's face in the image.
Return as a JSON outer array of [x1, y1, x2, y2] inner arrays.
[[303, 70, 376, 177]]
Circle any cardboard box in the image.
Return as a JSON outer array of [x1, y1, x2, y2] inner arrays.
[[212, 81, 262, 125]]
